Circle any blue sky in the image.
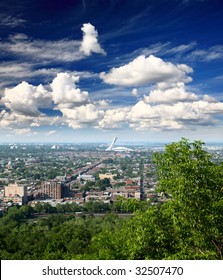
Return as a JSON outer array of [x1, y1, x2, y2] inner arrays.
[[0, 0, 223, 143]]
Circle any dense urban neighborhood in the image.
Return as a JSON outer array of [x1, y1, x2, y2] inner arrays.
[[1, 142, 223, 212], [0, 142, 161, 213]]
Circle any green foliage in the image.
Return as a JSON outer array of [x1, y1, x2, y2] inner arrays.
[[96, 178, 111, 191], [103, 158, 114, 164], [111, 197, 144, 213], [92, 206, 176, 259], [152, 138, 223, 259], [0, 207, 123, 260], [81, 181, 95, 191]]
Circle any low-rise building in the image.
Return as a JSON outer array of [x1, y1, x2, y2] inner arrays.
[[78, 174, 95, 182], [99, 173, 115, 181]]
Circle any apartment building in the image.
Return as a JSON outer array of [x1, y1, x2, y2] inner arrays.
[[4, 183, 28, 205], [40, 180, 62, 199]]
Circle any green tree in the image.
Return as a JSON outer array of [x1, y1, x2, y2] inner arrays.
[[34, 173, 41, 180], [91, 205, 173, 259], [153, 138, 223, 259], [42, 203, 57, 214], [33, 202, 43, 214], [96, 178, 111, 191], [81, 181, 95, 191]]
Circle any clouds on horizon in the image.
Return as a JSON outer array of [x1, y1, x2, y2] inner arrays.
[[1, 64, 223, 136]]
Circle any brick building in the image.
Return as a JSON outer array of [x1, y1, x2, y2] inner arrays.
[[39, 180, 62, 199]]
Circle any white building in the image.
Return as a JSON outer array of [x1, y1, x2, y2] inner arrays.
[[4, 183, 28, 205], [77, 174, 95, 182]]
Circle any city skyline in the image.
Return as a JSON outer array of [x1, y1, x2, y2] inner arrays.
[[0, 0, 223, 143]]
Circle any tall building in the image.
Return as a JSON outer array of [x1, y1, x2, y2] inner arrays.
[[40, 180, 62, 199], [4, 183, 28, 205]]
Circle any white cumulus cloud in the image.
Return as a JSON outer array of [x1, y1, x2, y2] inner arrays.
[[2, 82, 52, 116], [100, 55, 193, 86], [80, 23, 106, 56], [61, 104, 104, 129], [51, 73, 90, 109], [144, 83, 198, 104], [98, 107, 130, 129], [127, 98, 223, 131], [1, 69, 223, 135]]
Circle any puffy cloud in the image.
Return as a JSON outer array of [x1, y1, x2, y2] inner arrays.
[[203, 94, 218, 103], [94, 99, 110, 108], [80, 23, 106, 56], [0, 110, 61, 132], [61, 104, 104, 129], [30, 122, 40, 127], [144, 83, 198, 104], [0, 111, 36, 135], [194, 100, 223, 114], [51, 73, 90, 109], [93, 85, 223, 131], [1, 69, 223, 135], [127, 98, 223, 131], [98, 108, 130, 129], [100, 55, 193, 86], [129, 119, 185, 131], [2, 82, 52, 116], [0, 72, 105, 131]]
